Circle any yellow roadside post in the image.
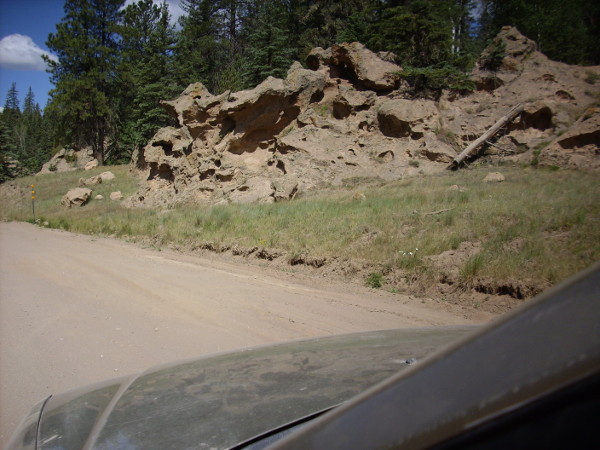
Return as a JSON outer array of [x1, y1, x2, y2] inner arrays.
[[30, 184, 36, 222]]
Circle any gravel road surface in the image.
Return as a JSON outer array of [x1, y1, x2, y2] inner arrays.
[[0, 222, 487, 445]]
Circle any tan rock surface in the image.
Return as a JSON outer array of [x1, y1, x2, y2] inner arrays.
[[110, 191, 123, 201], [37, 146, 96, 175], [126, 29, 599, 208], [61, 187, 92, 208], [539, 107, 600, 169]]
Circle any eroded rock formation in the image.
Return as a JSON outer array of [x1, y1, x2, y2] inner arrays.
[[38, 146, 97, 175], [127, 29, 599, 207]]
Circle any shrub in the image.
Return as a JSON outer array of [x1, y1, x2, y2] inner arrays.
[[531, 141, 550, 167], [64, 152, 77, 164], [480, 40, 506, 71], [366, 272, 383, 288], [435, 127, 457, 147], [584, 71, 599, 85], [460, 253, 485, 285], [398, 65, 475, 99]]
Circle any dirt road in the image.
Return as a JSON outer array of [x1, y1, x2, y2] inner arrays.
[[0, 222, 491, 445]]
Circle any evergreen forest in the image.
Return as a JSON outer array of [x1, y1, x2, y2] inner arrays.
[[1, 0, 599, 181]]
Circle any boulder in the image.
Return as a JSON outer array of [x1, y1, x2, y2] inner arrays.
[[273, 178, 299, 201], [483, 172, 505, 183], [95, 194, 104, 200], [61, 187, 92, 208], [286, 62, 326, 109], [328, 42, 401, 91], [99, 171, 116, 182], [110, 191, 123, 201], [448, 184, 467, 193], [79, 175, 102, 186], [306, 46, 332, 70], [160, 82, 212, 127], [84, 160, 99, 171], [277, 126, 355, 157], [4, 157, 26, 177]]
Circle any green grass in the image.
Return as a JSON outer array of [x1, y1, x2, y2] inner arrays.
[[365, 272, 383, 288], [2, 165, 599, 290]]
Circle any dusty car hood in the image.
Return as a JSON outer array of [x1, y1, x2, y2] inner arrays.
[[10, 326, 475, 449]]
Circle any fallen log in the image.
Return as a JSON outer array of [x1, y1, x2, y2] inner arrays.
[[422, 208, 454, 216], [447, 103, 524, 169]]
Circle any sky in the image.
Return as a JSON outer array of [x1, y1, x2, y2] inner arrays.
[[0, 0, 184, 111]]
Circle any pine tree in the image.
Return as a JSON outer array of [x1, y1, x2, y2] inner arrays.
[[117, 0, 178, 161], [478, 0, 598, 65], [242, 0, 294, 87], [0, 101, 18, 182], [175, 0, 226, 93], [0, 117, 17, 182], [294, 0, 376, 55], [45, 0, 124, 165], [20, 88, 49, 172], [221, 0, 248, 59], [3, 82, 21, 125], [211, 0, 250, 93], [1, 83, 21, 177], [0, 85, 52, 177], [367, 0, 469, 68]]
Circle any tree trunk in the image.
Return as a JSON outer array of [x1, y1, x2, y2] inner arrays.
[[447, 104, 524, 170]]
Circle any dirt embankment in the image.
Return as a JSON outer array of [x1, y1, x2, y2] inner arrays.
[[154, 236, 533, 316]]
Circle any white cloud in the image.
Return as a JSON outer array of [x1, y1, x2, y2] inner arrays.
[[166, 0, 185, 24], [0, 34, 57, 71], [123, 0, 185, 25]]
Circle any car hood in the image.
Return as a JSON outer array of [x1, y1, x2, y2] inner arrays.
[[9, 326, 475, 450]]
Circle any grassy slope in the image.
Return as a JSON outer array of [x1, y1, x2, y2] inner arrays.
[[1, 165, 599, 294]]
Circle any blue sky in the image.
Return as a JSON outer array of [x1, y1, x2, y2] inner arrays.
[[0, 0, 184, 111], [0, 0, 63, 109]]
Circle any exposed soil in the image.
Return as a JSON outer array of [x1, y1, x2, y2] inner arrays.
[[147, 235, 535, 316]]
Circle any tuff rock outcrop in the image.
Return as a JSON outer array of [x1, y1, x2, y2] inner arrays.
[[128, 29, 599, 207], [38, 146, 96, 175], [538, 106, 600, 169]]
